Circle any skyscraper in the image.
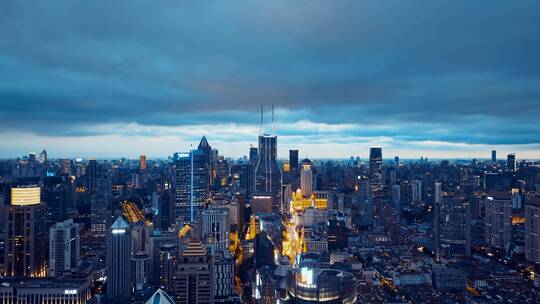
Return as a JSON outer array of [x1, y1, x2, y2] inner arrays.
[[289, 149, 300, 190], [485, 192, 512, 250], [43, 175, 71, 230], [491, 150, 497, 162], [254, 105, 282, 211], [525, 197, 540, 265], [173, 148, 210, 223], [201, 209, 230, 253], [507, 153, 517, 172], [300, 158, 313, 197], [159, 243, 178, 294], [175, 241, 214, 304], [106, 216, 132, 304], [3, 185, 46, 277], [434, 196, 471, 259], [369, 147, 383, 190], [140, 154, 147, 172], [49, 219, 80, 277]]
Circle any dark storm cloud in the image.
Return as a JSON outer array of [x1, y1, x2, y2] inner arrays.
[[1, 0, 540, 147]]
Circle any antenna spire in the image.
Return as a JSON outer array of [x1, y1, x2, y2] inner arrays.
[[259, 104, 263, 135], [272, 104, 275, 135]]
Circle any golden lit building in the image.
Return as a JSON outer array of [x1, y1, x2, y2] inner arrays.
[[290, 189, 328, 211], [3, 186, 47, 277]]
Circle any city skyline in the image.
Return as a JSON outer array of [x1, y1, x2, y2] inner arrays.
[[2, 1, 540, 159]]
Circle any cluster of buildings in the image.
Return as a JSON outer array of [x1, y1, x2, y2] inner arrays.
[[1, 110, 540, 303]]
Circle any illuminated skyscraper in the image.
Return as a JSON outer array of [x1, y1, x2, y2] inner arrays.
[[369, 147, 383, 190], [106, 216, 132, 304], [140, 154, 147, 172], [254, 105, 282, 210], [159, 243, 177, 294], [300, 158, 313, 197], [3, 185, 46, 277], [173, 148, 210, 223]]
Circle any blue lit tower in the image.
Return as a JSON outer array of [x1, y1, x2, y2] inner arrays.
[[173, 142, 210, 223], [254, 105, 282, 211]]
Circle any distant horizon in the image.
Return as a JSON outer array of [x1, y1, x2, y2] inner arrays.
[[2, 2, 540, 160]]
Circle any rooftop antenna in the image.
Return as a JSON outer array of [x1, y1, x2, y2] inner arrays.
[[259, 104, 263, 135], [271, 104, 275, 135]]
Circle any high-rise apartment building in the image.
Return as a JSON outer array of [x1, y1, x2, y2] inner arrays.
[[49, 219, 80, 277], [525, 197, 540, 265], [434, 196, 471, 259], [485, 192, 512, 249]]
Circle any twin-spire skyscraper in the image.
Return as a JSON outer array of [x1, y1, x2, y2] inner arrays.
[[254, 104, 282, 211]]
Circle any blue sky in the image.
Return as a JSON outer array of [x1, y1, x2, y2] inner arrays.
[[1, 1, 540, 159]]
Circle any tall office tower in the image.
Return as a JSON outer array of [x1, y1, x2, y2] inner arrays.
[[491, 150, 497, 162], [525, 197, 540, 265], [39, 149, 47, 164], [434, 196, 471, 259], [159, 243, 178, 294], [106, 216, 132, 304], [201, 209, 230, 253], [91, 175, 112, 235], [61, 159, 72, 176], [132, 251, 150, 292], [3, 186, 46, 277], [173, 149, 210, 223], [43, 175, 71, 230], [49, 219, 80, 277], [254, 105, 282, 211], [411, 179, 422, 203], [434, 182, 442, 204], [394, 156, 399, 166], [392, 184, 401, 211], [213, 250, 235, 302], [328, 219, 349, 251], [140, 155, 147, 172], [249, 146, 258, 164], [86, 159, 98, 196], [300, 158, 313, 197], [507, 153, 517, 172], [289, 149, 300, 190], [175, 241, 214, 304], [485, 192, 512, 249], [146, 230, 178, 285], [28, 152, 38, 176], [369, 147, 383, 190], [254, 231, 275, 269]]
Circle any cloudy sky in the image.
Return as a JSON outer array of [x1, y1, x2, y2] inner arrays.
[[1, 1, 539, 159]]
